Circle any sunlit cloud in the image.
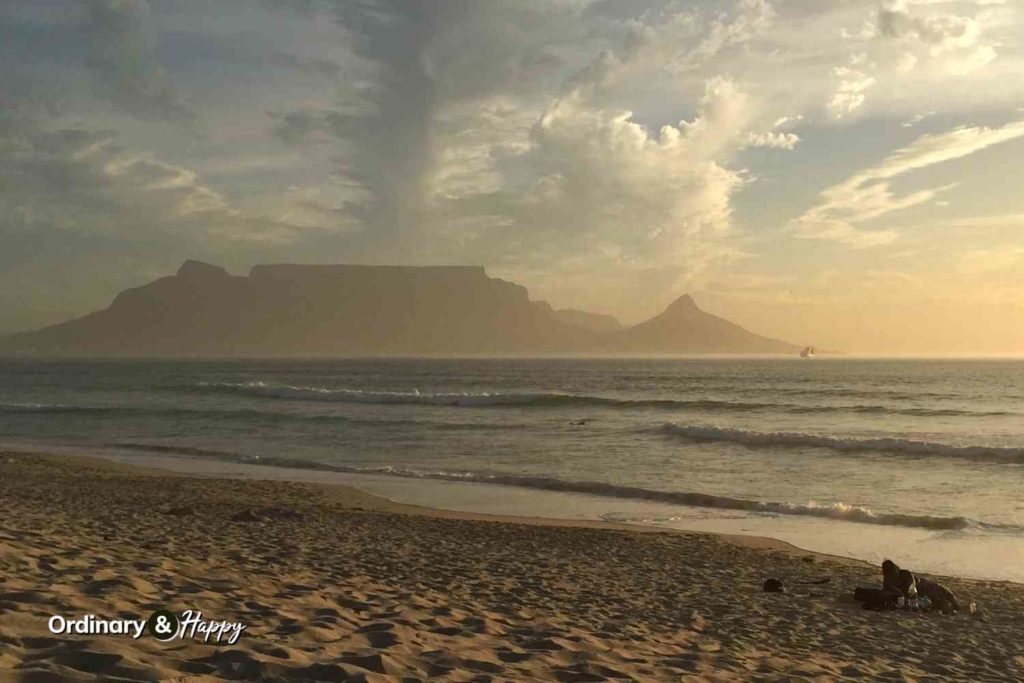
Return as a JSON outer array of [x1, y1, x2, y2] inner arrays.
[[792, 120, 1024, 246], [1, 0, 1022, 350]]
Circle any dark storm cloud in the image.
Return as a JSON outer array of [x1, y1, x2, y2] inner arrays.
[[265, 0, 582, 252]]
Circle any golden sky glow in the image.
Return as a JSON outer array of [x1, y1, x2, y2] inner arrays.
[[1, 0, 1022, 354]]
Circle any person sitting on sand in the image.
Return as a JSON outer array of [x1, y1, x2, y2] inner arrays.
[[882, 559, 901, 593], [897, 568, 917, 600], [864, 560, 963, 614], [883, 560, 918, 601], [855, 559, 916, 610]]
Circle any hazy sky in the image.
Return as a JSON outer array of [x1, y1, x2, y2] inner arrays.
[[2, 0, 1023, 354]]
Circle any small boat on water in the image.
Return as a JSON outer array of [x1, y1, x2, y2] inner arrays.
[[800, 346, 816, 358]]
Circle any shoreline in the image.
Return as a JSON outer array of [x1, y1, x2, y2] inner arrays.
[[3, 444, 869, 564], [0, 443, 890, 571], [2, 442, 1018, 586], [3, 450, 1023, 681]]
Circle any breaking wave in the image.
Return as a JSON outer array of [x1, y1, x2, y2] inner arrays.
[[193, 382, 1010, 417], [108, 445, 991, 532], [349, 470, 978, 531], [661, 423, 1024, 462], [197, 381, 570, 406]]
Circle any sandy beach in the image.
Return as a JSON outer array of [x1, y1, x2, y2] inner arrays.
[[1, 452, 1021, 682]]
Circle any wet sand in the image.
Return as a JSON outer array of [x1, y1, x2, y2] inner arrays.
[[1, 451, 1021, 682]]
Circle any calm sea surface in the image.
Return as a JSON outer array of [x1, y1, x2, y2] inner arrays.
[[3, 358, 1022, 580]]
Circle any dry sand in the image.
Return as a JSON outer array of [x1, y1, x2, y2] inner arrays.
[[1, 452, 1022, 682]]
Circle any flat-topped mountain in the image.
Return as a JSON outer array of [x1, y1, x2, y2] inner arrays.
[[0, 261, 800, 356]]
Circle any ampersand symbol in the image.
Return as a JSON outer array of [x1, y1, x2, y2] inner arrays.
[[147, 610, 179, 641]]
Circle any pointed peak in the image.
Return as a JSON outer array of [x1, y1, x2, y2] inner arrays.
[[177, 260, 228, 278], [663, 293, 700, 315]]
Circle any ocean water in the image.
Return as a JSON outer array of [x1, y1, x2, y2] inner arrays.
[[2, 358, 1023, 581]]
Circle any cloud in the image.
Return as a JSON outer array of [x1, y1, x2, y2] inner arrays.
[[875, 0, 998, 74], [856, 119, 1024, 178], [792, 119, 1024, 246], [673, 0, 776, 70], [0, 104, 297, 269], [745, 115, 802, 148], [82, 0, 193, 121], [258, 1, 809, 316], [879, 0, 982, 50], [567, 0, 776, 95], [268, 0, 584, 253], [819, 0, 1005, 119], [901, 110, 935, 127], [744, 131, 800, 149], [429, 76, 766, 312], [828, 58, 876, 118]]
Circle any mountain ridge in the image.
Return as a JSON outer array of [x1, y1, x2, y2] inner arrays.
[[0, 261, 801, 357]]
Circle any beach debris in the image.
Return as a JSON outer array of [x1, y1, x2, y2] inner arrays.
[[762, 578, 785, 593]]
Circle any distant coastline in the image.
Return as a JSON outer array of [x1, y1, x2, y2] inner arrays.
[[0, 260, 800, 358]]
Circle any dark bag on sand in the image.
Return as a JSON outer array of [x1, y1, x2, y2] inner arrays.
[[854, 586, 902, 610], [917, 578, 960, 613]]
